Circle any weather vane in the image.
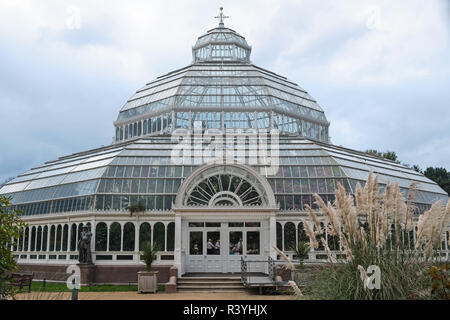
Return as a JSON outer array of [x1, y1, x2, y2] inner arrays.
[[215, 7, 229, 26]]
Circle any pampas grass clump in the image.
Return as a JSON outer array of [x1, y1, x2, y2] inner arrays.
[[303, 172, 449, 300]]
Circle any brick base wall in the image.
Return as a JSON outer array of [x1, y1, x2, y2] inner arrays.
[[18, 263, 173, 284]]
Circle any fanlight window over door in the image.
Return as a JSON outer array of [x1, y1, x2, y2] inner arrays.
[[186, 173, 264, 207]]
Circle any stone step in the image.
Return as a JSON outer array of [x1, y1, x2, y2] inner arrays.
[[177, 286, 247, 292], [179, 277, 241, 281], [179, 278, 242, 282], [177, 281, 243, 288]]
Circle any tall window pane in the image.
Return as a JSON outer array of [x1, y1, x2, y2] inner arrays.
[[109, 222, 121, 251], [30, 227, 36, 252], [95, 222, 107, 251], [139, 223, 151, 250], [50, 226, 55, 251], [276, 222, 282, 250], [36, 226, 42, 252], [62, 224, 69, 251], [284, 222, 296, 251], [56, 225, 62, 251], [167, 222, 175, 251], [70, 224, 77, 251], [123, 223, 135, 251], [153, 222, 165, 251], [42, 226, 48, 251]]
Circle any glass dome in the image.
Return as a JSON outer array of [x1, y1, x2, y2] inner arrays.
[[113, 22, 330, 143], [192, 26, 252, 63]]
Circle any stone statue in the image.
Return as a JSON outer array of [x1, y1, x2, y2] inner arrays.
[[78, 226, 92, 264]]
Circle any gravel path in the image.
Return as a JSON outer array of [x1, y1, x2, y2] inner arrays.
[[16, 291, 296, 300]]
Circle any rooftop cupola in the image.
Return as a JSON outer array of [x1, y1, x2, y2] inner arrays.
[[192, 7, 252, 63]]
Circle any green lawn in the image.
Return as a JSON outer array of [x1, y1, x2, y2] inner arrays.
[[29, 281, 164, 292]]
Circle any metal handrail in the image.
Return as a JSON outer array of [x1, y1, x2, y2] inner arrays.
[[240, 256, 248, 286], [268, 256, 275, 282]]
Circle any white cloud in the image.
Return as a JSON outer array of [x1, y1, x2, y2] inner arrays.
[[0, 0, 449, 182]]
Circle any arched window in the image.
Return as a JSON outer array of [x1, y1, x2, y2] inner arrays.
[[138, 122, 142, 136], [276, 222, 282, 250], [109, 222, 121, 251], [125, 125, 129, 139], [120, 127, 123, 141], [284, 222, 296, 251], [327, 224, 340, 251], [30, 227, 36, 251], [143, 120, 148, 135], [50, 226, 56, 251], [77, 223, 84, 250], [153, 223, 165, 251], [42, 226, 48, 251], [70, 224, 77, 251], [185, 172, 265, 207], [139, 223, 151, 250], [56, 225, 62, 251], [13, 234, 18, 251], [62, 224, 68, 251], [36, 226, 42, 252], [133, 123, 137, 137], [95, 222, 107, 251], [298, 222, 309, 245], [24, 227, 29, 251], [18, 228, 24, 251], [167, 222, 175, 251], [314, 222, 325, 250], [123, 223, 135, 251]]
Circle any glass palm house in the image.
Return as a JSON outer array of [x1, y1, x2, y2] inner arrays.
[[1, 12, 448, 282]]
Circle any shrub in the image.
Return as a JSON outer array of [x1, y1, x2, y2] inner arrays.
[[0, 196, 26, 300], [301, 173, 449, 300], [140, 241, 158, 271]]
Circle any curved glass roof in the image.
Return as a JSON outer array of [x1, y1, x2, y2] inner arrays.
[[1, 136, 447, 216], [118, 64, 324, 116]]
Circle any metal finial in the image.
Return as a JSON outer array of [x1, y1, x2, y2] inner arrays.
[[214, 7, 229, 26]]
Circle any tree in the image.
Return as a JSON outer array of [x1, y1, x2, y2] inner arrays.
[[0, 196, 26, 299], [423, 167, 450, 195], [364, 149, 449, 195], [364, 149, 399, 163]]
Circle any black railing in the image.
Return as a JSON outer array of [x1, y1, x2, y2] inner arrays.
[[268, 256, 275, 282], [240, 257, 279, 286], [240, 256, 248, 286]]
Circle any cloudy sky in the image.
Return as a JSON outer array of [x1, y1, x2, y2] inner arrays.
[[0, 0, 449, 183]]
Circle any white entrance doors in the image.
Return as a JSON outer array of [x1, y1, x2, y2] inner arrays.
[[184, 221, 266, 274]]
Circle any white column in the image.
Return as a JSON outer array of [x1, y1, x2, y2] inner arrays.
[[269, 215, 277, 259], [67, 224, 71, 253], [164, 223, 168, 252], [91, 220, 96, 254], [174, 215, 182, 276], [46, 225, 51, 253], [134, 222, 140, 260], [40, 226, 44, 252], [106, 223, 110, 252], [120, 222, 124, 252]]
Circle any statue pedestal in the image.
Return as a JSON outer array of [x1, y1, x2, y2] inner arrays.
[[78, 264, 96, 286]]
